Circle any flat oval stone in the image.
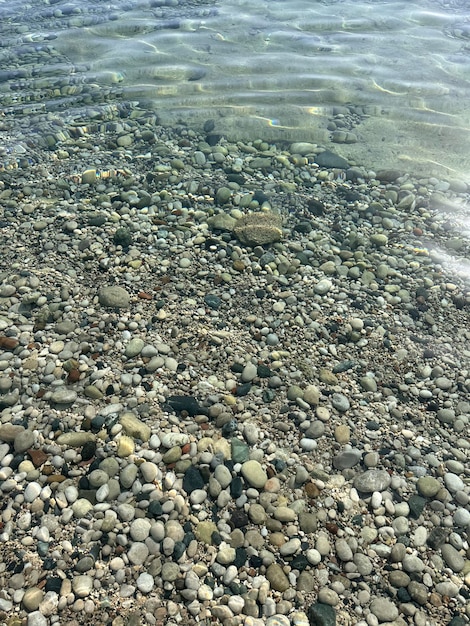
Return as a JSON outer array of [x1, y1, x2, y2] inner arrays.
[[241, 460, 267, 489], [353, 470, 391, 493], [98, 286, 130, 308]]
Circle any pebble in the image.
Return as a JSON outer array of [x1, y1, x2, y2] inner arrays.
[[98, 286, 130, 308], [370, 597, 399, 622], [136, 573, 154, 593], [241, 460, 268, 489], [441, 544, 465, 572], [353, 470, 391, 493], [71, 575, 93, 597]]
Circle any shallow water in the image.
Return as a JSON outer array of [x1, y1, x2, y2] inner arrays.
[[1, 0, 470, 177]]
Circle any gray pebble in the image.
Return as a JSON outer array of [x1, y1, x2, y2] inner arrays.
[[444, 473, 464, 493], [136, 572, 154, 593], [128, 542, 149, 565], [14, 429, 35, 453], [370, 597, 399, 622], [353, 470, 391, 493], [98, 285, 130, 308], [441, 544, 465, 572], [331, 393, 350, 412], [24, 482, 42, 503], [27, 612, 48, 626]]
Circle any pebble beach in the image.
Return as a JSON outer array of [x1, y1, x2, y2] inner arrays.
[[0, 106, 469, 626]]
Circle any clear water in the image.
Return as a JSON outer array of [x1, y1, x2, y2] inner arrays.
[[1, 0, 470, 178]]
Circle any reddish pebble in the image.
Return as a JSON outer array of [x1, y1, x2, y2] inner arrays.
[[47, 474, 66, 484], [0, 336, 19, 350], [413, 227, 423, 236], [67, 369, 80, 383], [305, 482, 321, 498], [28, 448, 48, 468], [138, 291, 153, 300], [181, 443, 191, 455]]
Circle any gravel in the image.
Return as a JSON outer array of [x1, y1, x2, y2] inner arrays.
[[0, 108, 469, 626]]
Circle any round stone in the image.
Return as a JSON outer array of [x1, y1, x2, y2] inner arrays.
[[128, 542, 149, 566], [72, 499, 94, 518], [140, 462, 159, 483], [14, 429, 35, 453], [72, 575, 93, 598], [314, 279, 332, 295], [444, 473, 464, 493], [161, 562, 179, 582], [98, 286, 130, 308], [136, 573, 154, 593], [416, 476, 441, 497], [27, 612, 48, 626], [130, 518, 151, 541], [370, 597, 399, 622], [22, 587, 44, 611]]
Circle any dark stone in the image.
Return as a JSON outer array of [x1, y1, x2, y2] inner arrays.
[[308, 602, 336, 626], [166, 395, 202, 416], [211, 531, 222, 546], [315, 150, 349, 169], [43, 557, 56, 570], [88, 214, 107, 227], [227, 173, 246, 185], [81, 441, 96, 461], [365, 420, 380, 430], [204, 294, 222, 309], [294, 221, 313, 234], [306, 198, 325, 216], [230, 510, 249, 528], [258, 251, 277, 266], [249, 555, 263, 568], [113, 227, 132, 248], [375, 169, 402, 182], [203, 119, 215, 133], [221, 418, 238, 436], [408, 495, 427, 519], [295, 252, 311, 265], [45, 577, 62, 593], [37, 541, 49, 557], [234, 547, 247, 568], [235, 383, 251, 397], [448, 616, 468, 626], [257, 364, 272, 378], [206, 134, 221, 146], [90, 415, 106, 432], [173, 541, 186, 560], [252, 190, 270, 205], [397, 587, 411, 602], [271, 458, 286, 473], [262, 389, 276, 403], [183, 466, 205, 493], [183, 531, 195, 546], [291, 554, 309, 571], [147, 501, 163, 518], [230, 476, 244, 499], [427, 527, 449, 550]]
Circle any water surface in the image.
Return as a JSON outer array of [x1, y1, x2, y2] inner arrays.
[[1, 0, 470, 177]]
